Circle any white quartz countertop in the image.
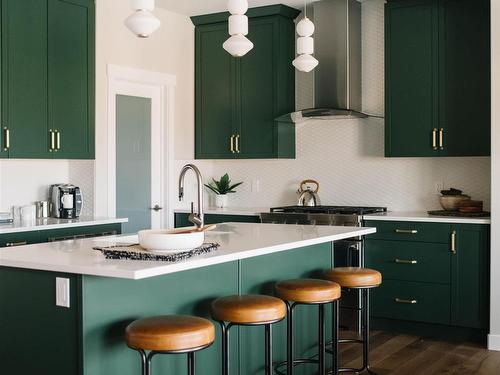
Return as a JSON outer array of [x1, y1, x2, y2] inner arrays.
[[363, 211, 490, 225], [0, 223, 376, 280], [0, 217, 128, 234], [174, 207, 266, 216]]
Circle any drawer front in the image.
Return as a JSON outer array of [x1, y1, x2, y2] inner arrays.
[[0, 231, 41, 248], [174, 213, 260, 228], [365, 240, 451, 284], [364, 220, 451, 243], [371, 279, 450, 325], [40, 224, 122, 242]]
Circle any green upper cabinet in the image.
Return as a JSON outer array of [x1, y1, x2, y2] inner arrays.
[[385, 0, 490, 157], [1, 0, 49, 158], [193, 5, 299, 160], [0, 0, 95, 160], [48, 0, 95, 159]]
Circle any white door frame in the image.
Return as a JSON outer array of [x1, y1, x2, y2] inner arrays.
[[105, 64, 176, 228]]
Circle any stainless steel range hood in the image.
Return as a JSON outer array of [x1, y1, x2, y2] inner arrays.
[[278, 0, 368, 123]]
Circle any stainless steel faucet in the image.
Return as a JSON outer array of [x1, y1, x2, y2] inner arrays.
[[178, 164, 204, 228]]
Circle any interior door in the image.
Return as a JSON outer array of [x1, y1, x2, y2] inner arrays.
[[114, 83, 163, 234]]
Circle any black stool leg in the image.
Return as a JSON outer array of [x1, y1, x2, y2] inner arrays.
[[137, 349, 148, 375], [219, 322, 231, 375], [187, 352, 195, 375], [331, 300, 339, 375], [286, 302, 294, 375], [319, 304, 326, 375], [146, 352, 156, 375], [265, 324, 273, 375]]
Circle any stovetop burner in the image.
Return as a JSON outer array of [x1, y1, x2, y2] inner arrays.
[[269, 205, 387, 215]]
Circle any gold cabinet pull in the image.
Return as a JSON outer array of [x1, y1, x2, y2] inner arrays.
[[230, 135, 235, 153], [395, 298, 418, 304], [56, 130, 61, 151], [5, 241, 27, 247], [432, 128, 438, 150], [450, 230, 457, 254], [3, 127, 10, 151], [235, 134, 241, 153], [395, 258, 418, 265], [439, 128, 444, 150], [395, 229, 418, 234], [49, 129, 55, 151]]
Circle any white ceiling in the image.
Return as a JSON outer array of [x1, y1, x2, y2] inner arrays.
[[156, 0, 307, 16]]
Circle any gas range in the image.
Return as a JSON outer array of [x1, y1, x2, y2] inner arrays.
[[260, 205, 387, 226]]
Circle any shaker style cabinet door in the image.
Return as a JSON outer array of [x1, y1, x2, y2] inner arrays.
[[195, 23, 237, 159], [48, 0, 95, 159], [385, 0, 438, 157], [1, 0, 50, 158]]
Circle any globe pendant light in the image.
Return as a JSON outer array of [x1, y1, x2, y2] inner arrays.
[[125, 0, 161, 38], [293, 2, 318, 72], [223, 0, 253, 57]]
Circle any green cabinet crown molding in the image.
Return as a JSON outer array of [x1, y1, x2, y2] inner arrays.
[[191, 4, 301, 25], [385, 0, 490, 157]]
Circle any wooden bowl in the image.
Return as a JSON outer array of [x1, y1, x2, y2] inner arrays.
[[439, 195, 471, 211], [138, 229, 204, 252]]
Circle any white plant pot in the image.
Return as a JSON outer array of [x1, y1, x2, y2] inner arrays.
[[215, 194, 228, 208]]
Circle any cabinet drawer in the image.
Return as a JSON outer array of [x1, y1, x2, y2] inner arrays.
[[371, 280, 450, 325], [39, 224, 122, 242], [364, 220, 450, 243], [0, 231, 41, 248], [365, 240, 450, 284]]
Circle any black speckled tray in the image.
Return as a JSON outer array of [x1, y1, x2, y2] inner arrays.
[[427, 210, 490, 218], [93, 242, 220, 262]]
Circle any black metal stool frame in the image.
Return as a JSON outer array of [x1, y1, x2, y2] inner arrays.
[[129, 343, 213, 375], [327, 286, 377, 374], [217, 317, 285, 375], [275, 299, 339, 375]]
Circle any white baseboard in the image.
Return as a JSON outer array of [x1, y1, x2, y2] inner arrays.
[[488, 334, 500, 351]]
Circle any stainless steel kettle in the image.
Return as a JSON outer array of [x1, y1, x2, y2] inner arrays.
[[297, 179, 321, 207]]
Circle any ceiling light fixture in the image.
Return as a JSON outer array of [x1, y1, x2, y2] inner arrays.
[[292, 1, 318, 72], [125, 0, 161, 38], [223, 0, 254, 57]]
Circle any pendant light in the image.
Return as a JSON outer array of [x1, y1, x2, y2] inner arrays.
[[125, 0, 161, 38], [293, 1, 318, 72], [223, 0, 254, 57]]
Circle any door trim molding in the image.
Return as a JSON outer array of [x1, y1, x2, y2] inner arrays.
[[101, 64, 176, 228]]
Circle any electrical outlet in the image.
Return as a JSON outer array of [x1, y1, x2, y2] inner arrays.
[[56, 277, 70, 308]]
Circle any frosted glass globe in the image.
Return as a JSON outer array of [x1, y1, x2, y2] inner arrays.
[[227, 0, 249, 15], [292, 54, 319, 73], [296, 17, 315, 37], [125, 10, 161, 38], [223, 34, 254, 57]]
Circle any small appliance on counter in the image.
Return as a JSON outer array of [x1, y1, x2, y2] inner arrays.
[[0, 212, 13, 224], [50, 184, 83, 219]]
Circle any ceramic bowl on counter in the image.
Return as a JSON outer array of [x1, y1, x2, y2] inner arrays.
[[439, 195, 471, 211], [138, 229, 204, 252]]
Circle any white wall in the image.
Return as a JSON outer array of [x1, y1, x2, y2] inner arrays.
[[489, 0, 500, 352]]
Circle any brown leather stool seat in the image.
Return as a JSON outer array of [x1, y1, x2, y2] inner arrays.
[[211, 294, 286, 324], [125, 315, 215, 352], [275, 278, 341, 303], [323, 267, 382, 288]]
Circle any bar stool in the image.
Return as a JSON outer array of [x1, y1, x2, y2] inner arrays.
[[275, 279, 341, 375], [125, 315, 215, 375], [323, 267, 382, 374], [211, 294, 287, 375]]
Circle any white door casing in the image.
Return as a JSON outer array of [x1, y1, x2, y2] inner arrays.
[[104, 64, 176, 229]]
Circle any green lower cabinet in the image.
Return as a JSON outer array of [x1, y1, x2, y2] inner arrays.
[[365, 220, 490, 337], [0, 231, 41, 247], [174, 212, 261, 228]]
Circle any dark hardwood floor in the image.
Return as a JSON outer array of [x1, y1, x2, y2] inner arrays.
[[339, 331, 500, 374]]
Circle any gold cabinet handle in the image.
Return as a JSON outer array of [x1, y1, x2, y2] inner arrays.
[[49, 129, 55, 151], [432, 128, 438, 150], [230, 135, 235, 153], [395, 298, 418, 304], [56, 130, 61, 151], [3, 127, 10, 151], [395, 258, 418, 265], [439, 128, 444, 150], [450, 230, 457, 254], [235, 134, 241, 153], [5, 241, 27, 247], [395, 229, 418, 234]]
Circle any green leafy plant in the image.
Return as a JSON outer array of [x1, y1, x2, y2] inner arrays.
[[204, 173, 243, 195]]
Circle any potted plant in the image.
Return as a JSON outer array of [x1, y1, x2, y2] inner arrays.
[[204, 173, 243, 208]]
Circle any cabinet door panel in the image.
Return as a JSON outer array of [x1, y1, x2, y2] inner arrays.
[[438, 0, 490, 156], [2, 0, 49, 158], [385, 0, 438, 157], [239, 19, 276, 158], [48, 0, 95, 159], [195, 24, 236, 159]]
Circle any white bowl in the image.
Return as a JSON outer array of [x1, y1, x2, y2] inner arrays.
[[138, 229, 204, 253]]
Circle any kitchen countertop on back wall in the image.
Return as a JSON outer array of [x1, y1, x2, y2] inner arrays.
[[0, 217, 128, 234]]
